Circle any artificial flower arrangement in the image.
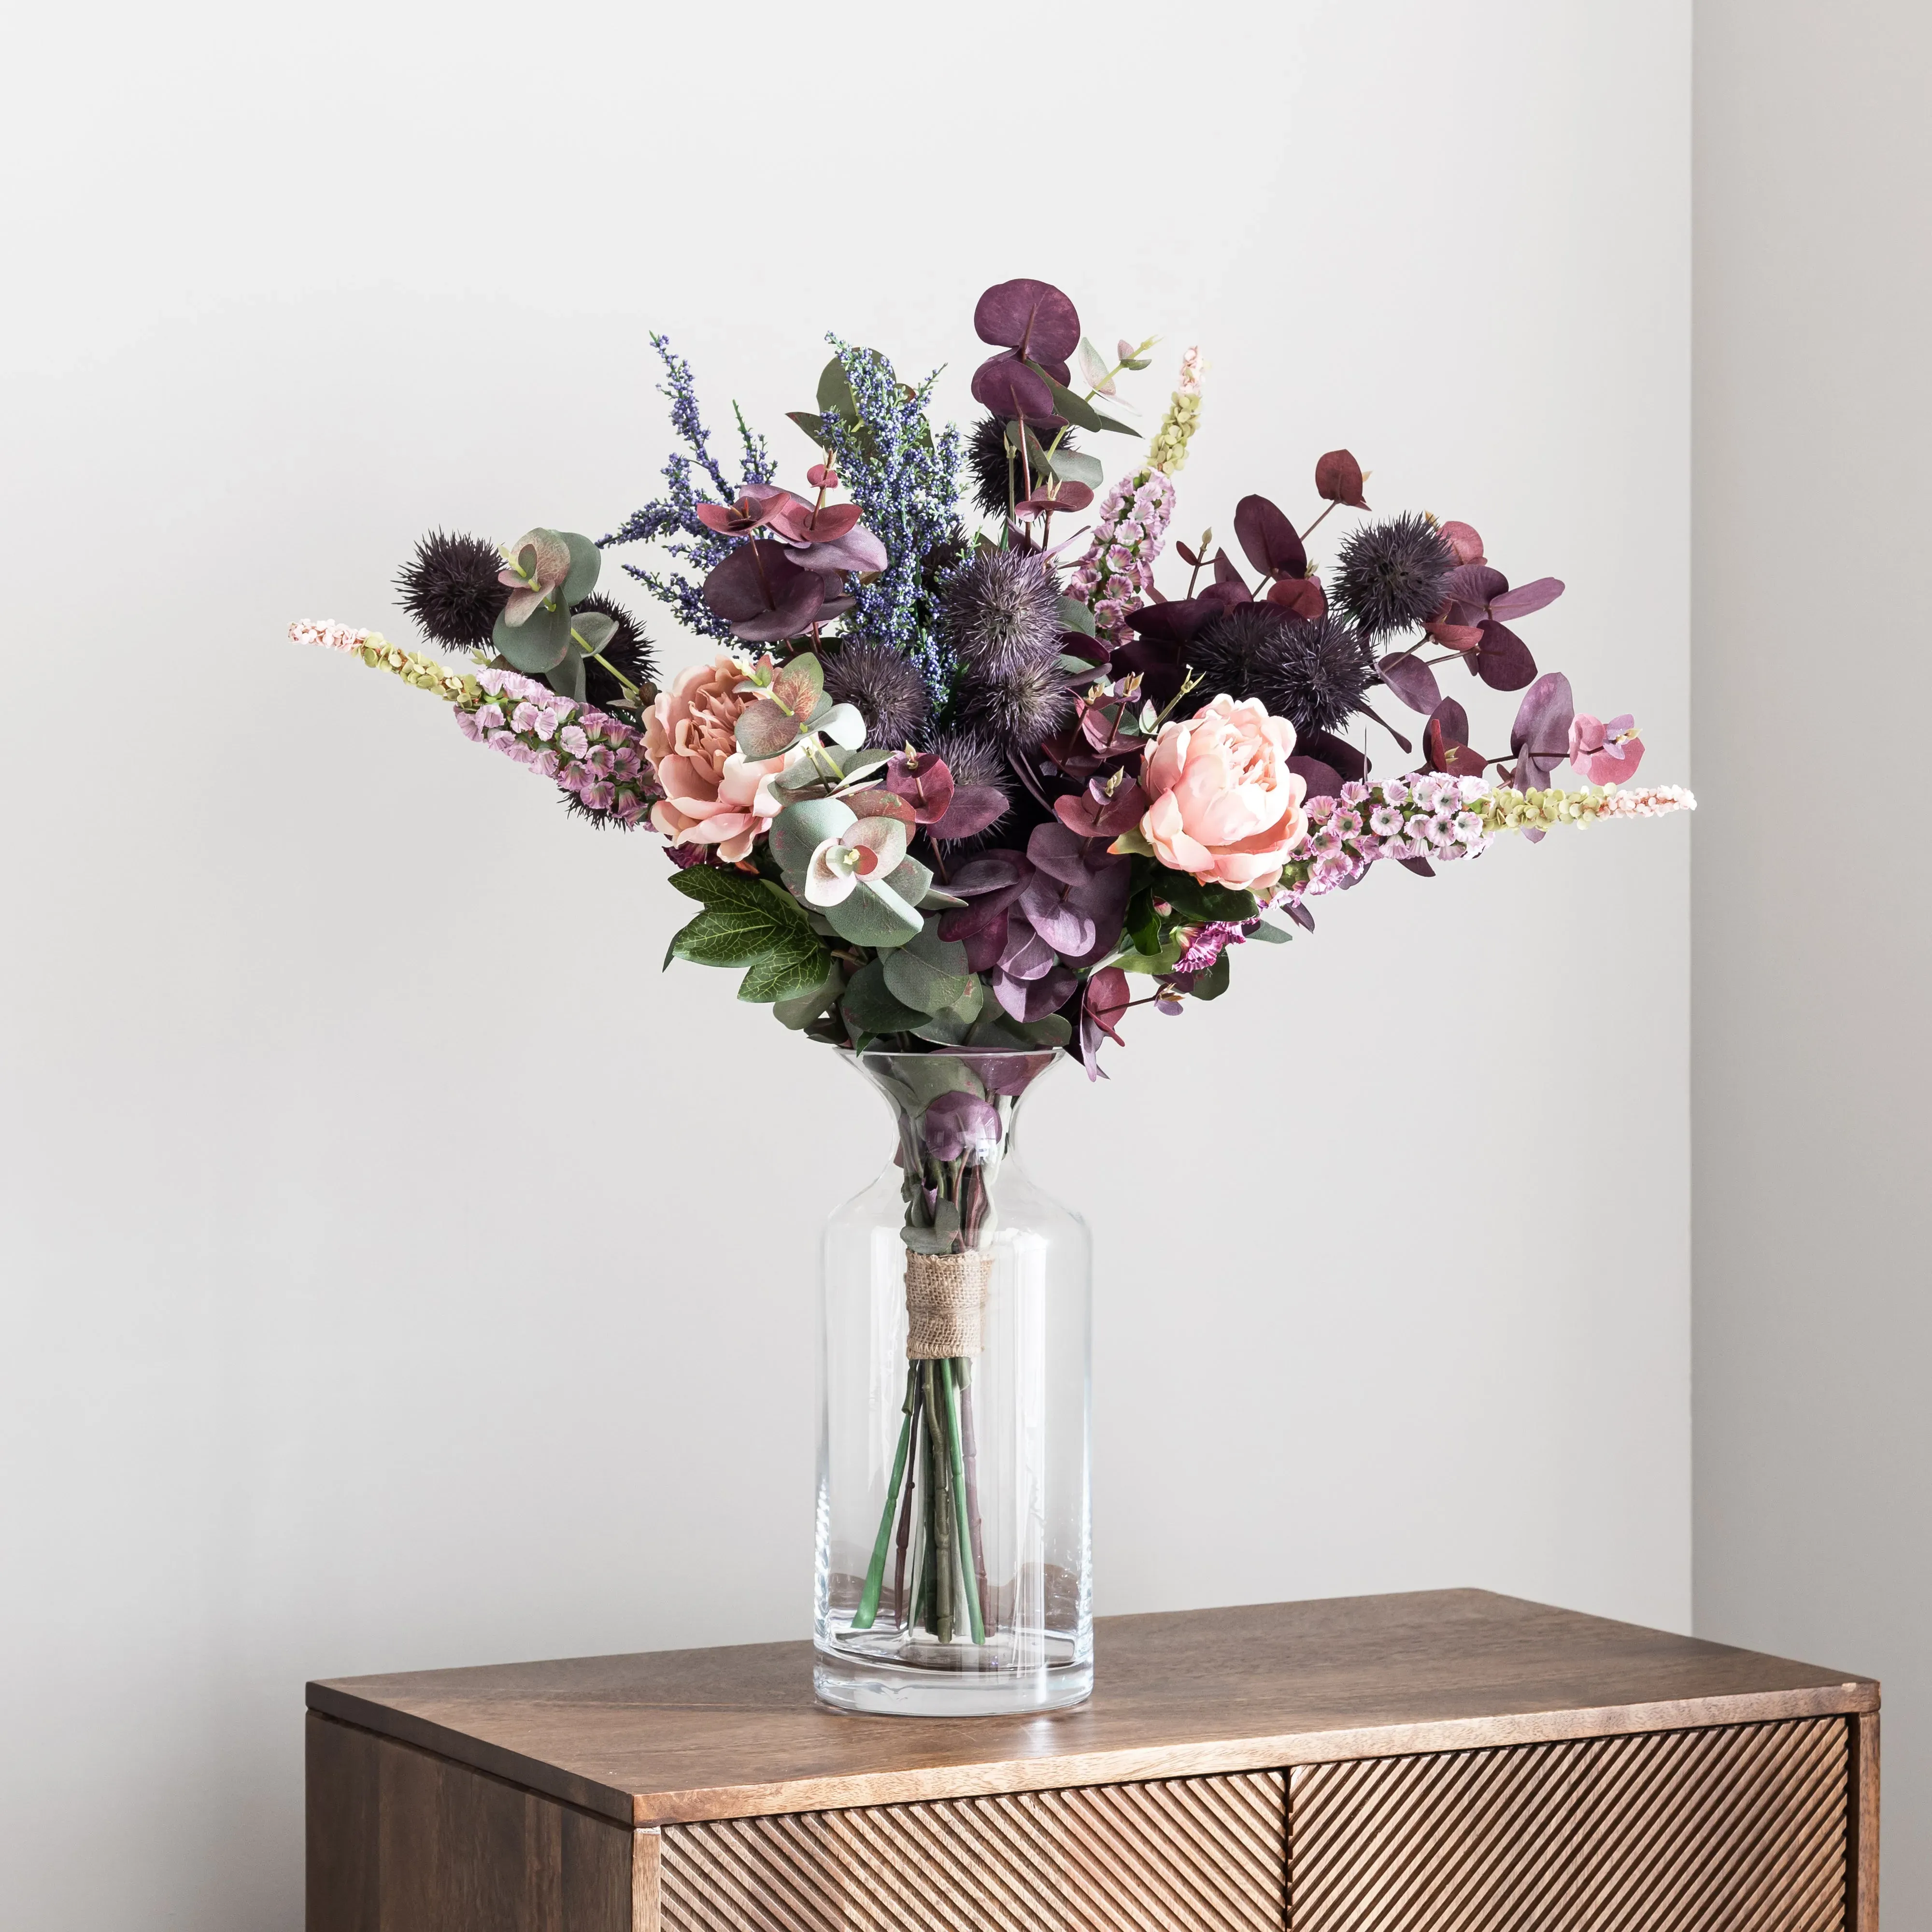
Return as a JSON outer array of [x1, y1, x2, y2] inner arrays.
[[291, 278, 1692, 1709], [294, 275, 1688, 1077]]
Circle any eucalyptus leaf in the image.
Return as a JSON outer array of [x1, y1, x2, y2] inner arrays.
[[571, 611, 618, 654], [882, 853, 932, 907], [1047, 447, 1104, 487], [561, 531, 601, 605], [545, 647, 587, 703], [773, 960, 844, 1028], [816, 701, 867, 750], [1247, 921, 1293, 945], [769, 796, 855, 874], [492, 601, 570, 673], [897, 1054, 984, 1108], [823, 876, 922, 949], [841, 959, 927, 1036], [816, 356, 860, 422], [882, 924, 973, 1015], [1057, 597, 1097, 638]]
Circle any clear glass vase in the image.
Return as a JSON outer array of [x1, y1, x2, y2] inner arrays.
[[814, 1047, 1093, 1716]]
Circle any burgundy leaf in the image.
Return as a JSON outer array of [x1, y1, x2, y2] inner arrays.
[[993, 961, 1077, 1023], [960, 921, 1009, 972], [1442, 563, 1509, 617], [764, 498, 862, 545], [1506, 672, 1575, 790], [973, 279, 1081, 362], [1287, 754, 1342, 801], [1084, 965, 1131, 1048], [1489, 576, 1565, 622], [1175, 540, 1200, 567], [1233, 495, 1307, 581], [1054, 777, 1149, 839], [971, 353, 1057, 422], [1212, 548, 1249, 589], [1313, 450, 1369, 509], [1000, 919, 1061, 982], [1198, 577, 1252, 612], [838, 786, 917, 831], [1019, 881, 1096, 959], [1440, 521, 1485, 565], [1025, 819, 1091, 886], [1297, 730, 1368, 783], [882, 752, 955, 825], [1475, 619, 1537, 691], [948, 850, 1032, 895], [701, 540, 809, 623], [1265, 574, 1327, 620], [1123, 597, 1218, 647], [1378, 649, 1441, 715], [1397, 856, 1437, 878], [928, 785, 1009, 843], [797, 525, 887, 576]]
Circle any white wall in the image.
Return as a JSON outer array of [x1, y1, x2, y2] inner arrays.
[[0, 3, 1690, 1924], [1693, 0, 1932, 1913]]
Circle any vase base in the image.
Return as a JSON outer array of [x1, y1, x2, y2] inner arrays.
[[813, 1644, 1092, 1717]]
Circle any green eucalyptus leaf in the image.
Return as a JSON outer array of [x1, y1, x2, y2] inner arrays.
[[823, 874, 922, 949], [561, 531, 601, 605], [881, 855, 933, 908], [1057, 597, 1097, 638], [841, 959, 927, 1036], [882, 925, 972, 1015], [1247, 921, 1293, 945], [736, 697, 803, 760], [787, 408, 830, 444], [897, 1053, 984, 1108], [545, 646, 587, 703], [492, 601, 570, 673], [1047, 447, 1104, 487], [1190, 953, 1233, 1001], [912, 1010, 975, 1046], [816, 702, 867, 750], [769, 797, 855, 874], [570, 611, 617, 654], [1015, 1014, 1074, 1046]]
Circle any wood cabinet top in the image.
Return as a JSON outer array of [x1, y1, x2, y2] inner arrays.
[[306, 1589, 1876, 1827]]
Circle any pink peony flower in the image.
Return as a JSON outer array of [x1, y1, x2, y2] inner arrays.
[[1121, 695, 1308, 892], [644, 651, 794, 863], [1568, 712, 1646, 785]]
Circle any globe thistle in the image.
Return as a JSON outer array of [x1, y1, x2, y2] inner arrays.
[[823, 639, 932, 746], [396, 529, 507, 652], [959, 653, 1076, 753], [924, 726, 1014, 849], [1251, 615, 1377, 739], [1333, 512, 1457, 639], [1185, 603, 1285, 707], [574, 593, 658, 712], [963, 415, 1078, 523], [940, 546, 1064, 678]]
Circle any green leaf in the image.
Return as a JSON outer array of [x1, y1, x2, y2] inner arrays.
[[736, 697, 802, 760], [570, 611, 617, 654], [1190, 953, 1233, 1001], [739, 931, 832, 1004], [1016, 1014, 1074, 1046], [561, 531, 601, 605], [769, 797, 855, 874], [816, 701, 867, 750], [771, 653, 824, 714], [773, 959, 843, 1029], [545, 647, 587, 703], [817, 356, 859, 421], [492, 601, 570, 673], [788, 408, 830, 444], [1057, 596, 1097, 638], [897, 1053, 984, 1108], [1047, 447, 1104, 487], [1248, 921, 1293, 945], [841, 959, 927, 1036], [1024, 362, 1141, 438], [882, 924, 972, 1015], [664, 872, 816, 971], [823, 874, 922, 949], [1157, 871, 1260, 923], [881, 853, 932, 907], [1111, 933, 1184, 977]]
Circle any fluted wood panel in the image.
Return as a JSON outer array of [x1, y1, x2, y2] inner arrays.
[[658, 1770, 1285, 1931], [1288, 1716, 1849, 1931]]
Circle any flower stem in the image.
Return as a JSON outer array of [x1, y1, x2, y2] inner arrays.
[[892, 1371, 922, 1631], [938, 1358, 986, 1647], [956, 1357, 993, 1638], [850, 1367, 917, 1631], [923, 1361, 956, 1642]]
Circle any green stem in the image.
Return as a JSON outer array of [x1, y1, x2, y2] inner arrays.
[[925, 1361, 956, 1643], [849, 1367, 917, 1631], [957, 1358, 992, 1636], [914, 1374, 938, 1634], [939, 1358, 986, 1645]]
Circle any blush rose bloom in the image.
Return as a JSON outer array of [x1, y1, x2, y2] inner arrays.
[[645, 651, 796, 862], [1118, 694, 1309, 892]]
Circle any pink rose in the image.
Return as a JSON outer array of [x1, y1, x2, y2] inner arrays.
[[1122, 695, 1308, 892], [1567, 712, 1645, 786], [644, 651, 794, 863]]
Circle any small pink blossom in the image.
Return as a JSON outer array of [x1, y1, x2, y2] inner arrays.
[[559, 724, 589, 758]]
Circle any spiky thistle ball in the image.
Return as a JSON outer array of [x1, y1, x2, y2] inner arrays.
[[1252, 615, 1377, 738], [574, 593, 658, 712], [1186, 603, 1286, 707], [963, 415, 1079, 523], [960, 654, 1076, 752], [823, 639, 932, 746], [396, 529, 507, 652], [1333, 512, 1457, 639], [941, 546, 1064, 678]]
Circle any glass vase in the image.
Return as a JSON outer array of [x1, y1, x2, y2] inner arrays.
[[814, 1047, 1093, 1716]]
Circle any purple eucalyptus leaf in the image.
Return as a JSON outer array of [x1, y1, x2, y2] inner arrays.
[[993, 961, 1077, 1023], [1474, 619, 1537, 691], [799, 525, 889, 576], [1025, 820, 1091, 887], [1287, 754, 1343, 802], [960, 920, 1009, 973], [1442, 563, 1508, 613], [1489, 576, 1564, 621], [1018, 876, 1097, 958], [929, 785, 1010, 843], [700, 540, 805, 623], [971, 354, 1057, 422], [923, 1089, 1003, 1163], [1378, 649, 1441, 714], [973, 279, 1081, 361], [1233, 494, 1307, 581], [999, 919, 1061, 982], [1508, 672, 1575, 754], [938, 884, 1026, 943], [1297, 729, 1368, 783], [949, 850, 1033, 895], [1397, 856, 1437, 878]]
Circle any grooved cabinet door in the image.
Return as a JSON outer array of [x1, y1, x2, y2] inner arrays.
[[659, 1770, 1286, 1931], [1288, 1717, 1850, 1932]]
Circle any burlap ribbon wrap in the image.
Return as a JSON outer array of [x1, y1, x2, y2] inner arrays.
[[904, 1249, 988, 1359]]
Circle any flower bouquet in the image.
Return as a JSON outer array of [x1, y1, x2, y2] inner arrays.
[[293, 276, 1690, 1713]]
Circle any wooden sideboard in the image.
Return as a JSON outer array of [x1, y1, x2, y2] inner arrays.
[[306, 1588, 1878, 1930]]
